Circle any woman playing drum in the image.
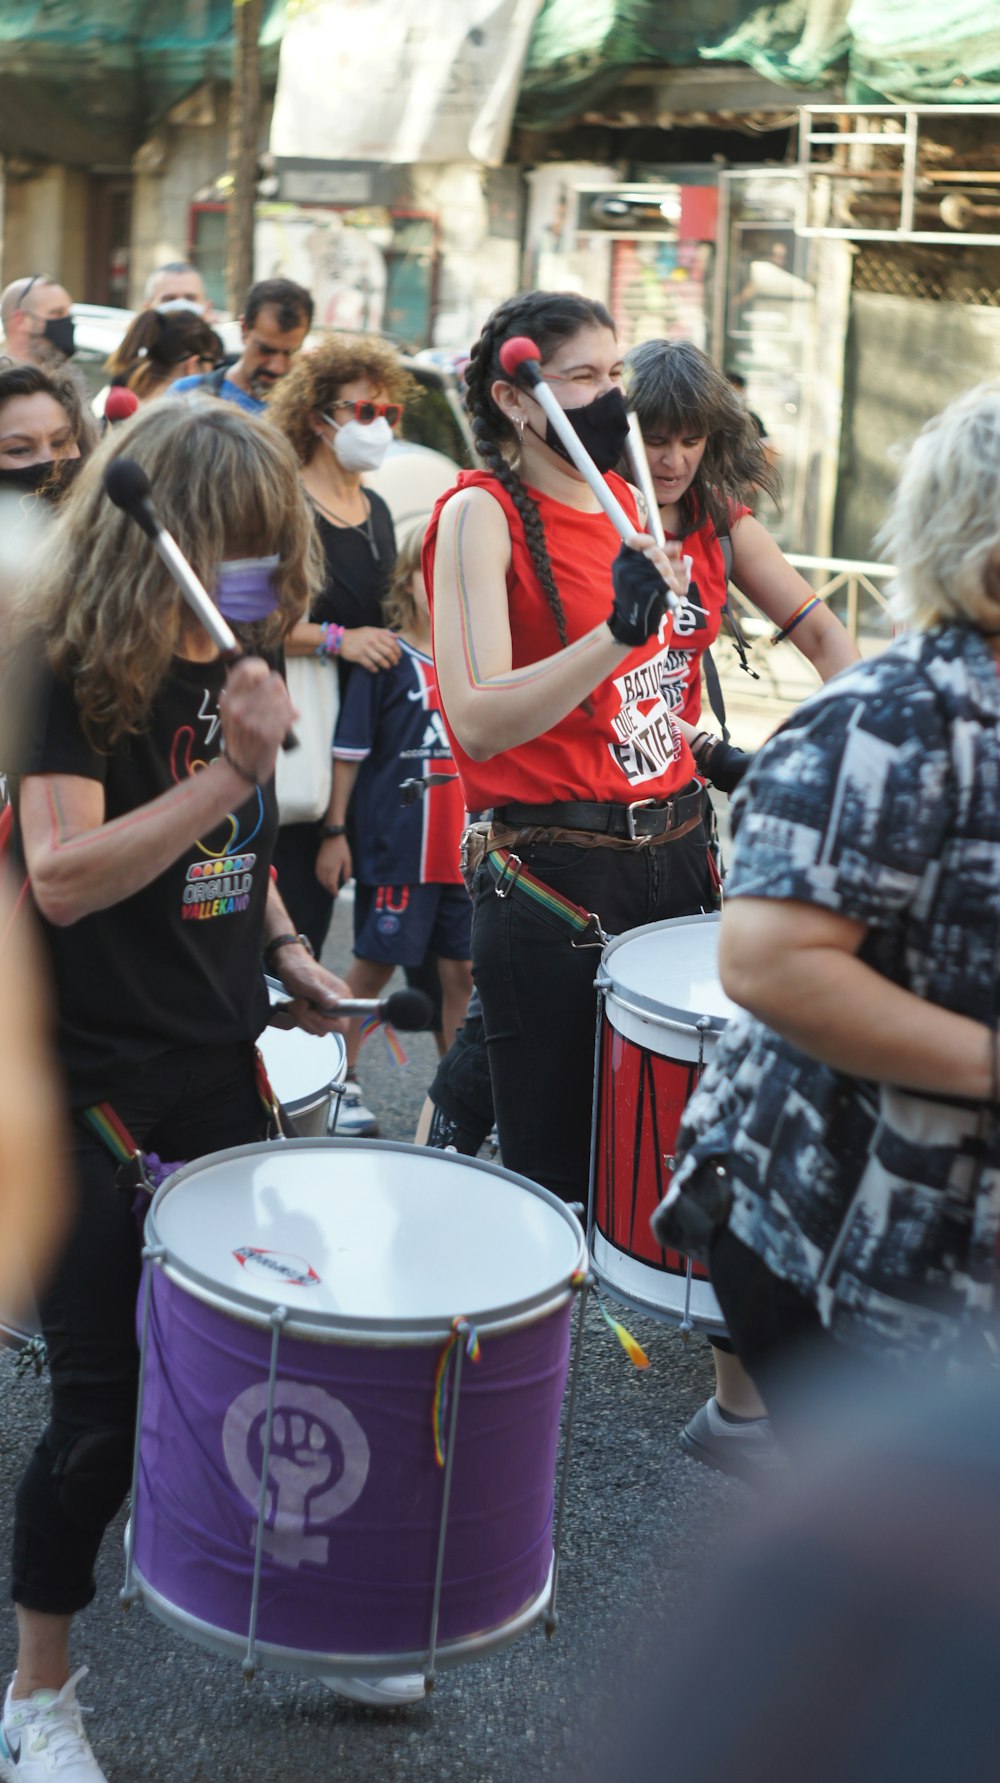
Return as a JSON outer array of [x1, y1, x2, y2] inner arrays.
[[425, 291, 693, 1208], [3, 400, 350, 1781]]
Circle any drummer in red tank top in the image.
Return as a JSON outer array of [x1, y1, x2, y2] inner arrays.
[[425, 290, 703, 1223]]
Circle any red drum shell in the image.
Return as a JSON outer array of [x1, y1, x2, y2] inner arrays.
[[590, 916, 734, 1332]]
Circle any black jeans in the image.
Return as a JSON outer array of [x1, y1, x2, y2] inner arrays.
[[13, 1043, 266, 1615], [471, 824, 716, 1204]]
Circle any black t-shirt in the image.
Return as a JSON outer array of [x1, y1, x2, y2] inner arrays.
[[310, 495, 397, 689], [21, 656, 277, 1104]]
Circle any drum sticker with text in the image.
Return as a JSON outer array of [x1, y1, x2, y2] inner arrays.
[[222, 1380, 370, 1568], [607, 645, 684, 786], [233, 1246, 320, 1288]]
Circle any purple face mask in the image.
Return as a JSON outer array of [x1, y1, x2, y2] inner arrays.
[[214, 555, 281, 622]]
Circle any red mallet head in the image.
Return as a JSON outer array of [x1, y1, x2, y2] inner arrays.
[[498, 336, 543, 386], [104, 387, 140, 425]]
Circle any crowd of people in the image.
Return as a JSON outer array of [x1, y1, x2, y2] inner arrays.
[[0, 255, 998, 1780]]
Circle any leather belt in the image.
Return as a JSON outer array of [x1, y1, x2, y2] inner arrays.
[[494, 784, 703, 843]]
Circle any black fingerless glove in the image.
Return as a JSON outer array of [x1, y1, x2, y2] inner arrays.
[[607, 544, 668, 647], [690, 732, 753, 795]]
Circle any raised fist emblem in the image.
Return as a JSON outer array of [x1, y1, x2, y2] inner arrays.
[[222, 1380, 370, 1569]]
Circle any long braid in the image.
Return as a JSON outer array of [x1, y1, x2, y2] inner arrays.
[[464, 307, 572, 653]]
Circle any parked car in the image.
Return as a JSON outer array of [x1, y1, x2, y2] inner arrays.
[[70, 307, 474, 528]]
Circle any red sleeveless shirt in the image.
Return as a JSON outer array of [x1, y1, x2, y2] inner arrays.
[[423, 469, 695, 811]]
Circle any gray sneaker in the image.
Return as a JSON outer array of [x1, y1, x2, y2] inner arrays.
[[680, 1395, 785, 1488]]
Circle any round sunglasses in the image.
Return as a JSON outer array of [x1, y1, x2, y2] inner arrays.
[[326, 399, 403, 427]]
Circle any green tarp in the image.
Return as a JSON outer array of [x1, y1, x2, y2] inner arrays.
[[0, 1, 285, 163], [517, 0, 1000, 127]]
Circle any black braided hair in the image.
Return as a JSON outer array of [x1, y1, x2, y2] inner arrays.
[[464, 291, 616, 657]]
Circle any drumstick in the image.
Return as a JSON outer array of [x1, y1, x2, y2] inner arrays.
[[497, 336, 682, 617], [103, 458, 298, 751], [624, 414, 666, 548], [268, 986, 434, 1031], [623, 416, 695, 605]]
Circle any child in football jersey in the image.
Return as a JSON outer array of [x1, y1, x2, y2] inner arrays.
[[317, 525, 473, 1134]]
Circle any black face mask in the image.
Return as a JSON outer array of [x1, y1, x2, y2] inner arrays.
[[42, 315, 76, 360], [544, 384, 631, 476], [0, 457, 82, 501]]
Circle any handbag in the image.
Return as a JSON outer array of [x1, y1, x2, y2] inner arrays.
[[274, 655, 339, 825]]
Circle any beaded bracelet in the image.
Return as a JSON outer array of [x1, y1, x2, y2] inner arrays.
[[315, 621, 345, 660]]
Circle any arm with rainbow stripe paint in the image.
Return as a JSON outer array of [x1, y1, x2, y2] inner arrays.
[[728, 514, 859, 682], [433, 485, 683, 763]]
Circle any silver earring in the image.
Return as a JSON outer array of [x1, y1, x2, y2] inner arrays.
[[514, 412, 525, 440]]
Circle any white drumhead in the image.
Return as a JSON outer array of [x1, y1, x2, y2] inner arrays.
[[261, 981, 346, 1109], [148, 1141, 584, 1334], [604, 915, 736, 1036]]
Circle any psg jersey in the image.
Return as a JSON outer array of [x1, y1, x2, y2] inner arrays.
[[333, 640, 466, 886]]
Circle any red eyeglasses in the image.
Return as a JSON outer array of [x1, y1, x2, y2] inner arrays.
[[326, 400, 404, 427]]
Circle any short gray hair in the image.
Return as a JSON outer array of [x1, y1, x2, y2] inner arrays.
[[880, 382, 1000, 632], [143, 261, 203, 303]]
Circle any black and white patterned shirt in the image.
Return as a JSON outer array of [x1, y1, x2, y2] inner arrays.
[[674, 624, 1000, 1360]]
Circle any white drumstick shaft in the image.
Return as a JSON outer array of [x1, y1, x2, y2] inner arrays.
[[153, 528, 240, 657], [529, 379, 681, 619], [625, 415, 666, 547]]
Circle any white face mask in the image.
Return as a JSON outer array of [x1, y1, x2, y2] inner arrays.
[[323, 414, 393, 473]]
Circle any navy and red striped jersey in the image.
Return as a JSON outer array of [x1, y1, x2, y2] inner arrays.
[[333, 640, 466, 885]]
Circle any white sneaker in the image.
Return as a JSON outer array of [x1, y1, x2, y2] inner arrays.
[[321, 1673, 426, 1706], [0, 1669, 108, 1781], [331, 1079, 379, 1138]]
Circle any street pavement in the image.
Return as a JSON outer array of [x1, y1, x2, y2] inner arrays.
[[0, 895, 753, 1782]]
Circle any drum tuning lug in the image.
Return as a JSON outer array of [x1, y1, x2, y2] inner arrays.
[[544, 1610, 559, 1639], [566, 1201, 585, 1220], [424, 1670, 437, 1694], [118, 1588, 136, 1612], [241, 1662, 257, 1684]]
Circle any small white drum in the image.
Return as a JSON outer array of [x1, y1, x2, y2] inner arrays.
[[588, 914, 736, 1334], [124, 1139, 587, 1682], [261, 979, 347, 1137]]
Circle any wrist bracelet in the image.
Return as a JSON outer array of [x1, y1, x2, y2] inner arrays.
[[321, 824, 347, 839], [315, 622, 345, 660], [262, 931, 316, 967]]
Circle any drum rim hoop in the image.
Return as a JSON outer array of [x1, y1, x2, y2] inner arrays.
[[600, 911, 729, 1032], [144, 1138, 587, 1339]]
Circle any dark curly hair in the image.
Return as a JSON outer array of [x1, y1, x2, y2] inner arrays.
[[267, 333, 415, 466], [625, 339, 780, 539], [464, 290, 616, 659]]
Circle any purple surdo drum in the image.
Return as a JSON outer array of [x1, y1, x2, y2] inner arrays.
[[124, 1138, 586, 1681]]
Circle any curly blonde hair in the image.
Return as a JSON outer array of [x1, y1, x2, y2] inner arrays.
[[880, 382, 1000, 632], [267, 332, 415, 465], [10, 399, 322, 747]]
